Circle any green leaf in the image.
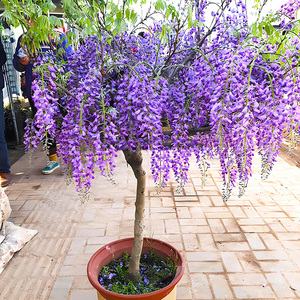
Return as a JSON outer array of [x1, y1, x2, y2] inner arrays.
[[105, 16, 113, 27], [262, 53, 270, 61], [106, 36, 113, 45], [187, 5, 193, 29], [110, 3, 119, 14], [130, 11, 137, 24], [41, 0, 56, 13], [36, 15, 51, 32], [166, 8, 171, 19], [264, 24, 273, 36], [196, 20, 203, 29], [258, 22, 263, 36], [114, 18, 126, 32], [161, 23, 168, 39], [49, 16, 63, 27], [66, 31, 76, 43], [1, 10, 19, 27], [116, 11, 122, 19], [113, 26, 120, 35], [277, 43, 284, 55], [252, 22, 257, 35], [125, 8, 131, 20], [155, 0, 164, 11], [47, 0, 56, 12], [119, 19, 127, 31]]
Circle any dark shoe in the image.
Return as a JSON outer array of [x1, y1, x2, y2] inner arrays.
[[0, 173, 12, 187]]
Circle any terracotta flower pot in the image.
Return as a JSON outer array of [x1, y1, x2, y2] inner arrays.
[[87, 237, 185, 300]]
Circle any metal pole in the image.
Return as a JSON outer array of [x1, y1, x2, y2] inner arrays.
[[1, 36, 20, 144]]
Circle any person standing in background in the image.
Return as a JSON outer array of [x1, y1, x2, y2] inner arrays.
[[13, 23, 72, 175], [0, 38, 11, 187]]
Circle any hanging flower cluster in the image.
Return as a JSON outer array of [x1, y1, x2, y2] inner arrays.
[[25, 0, 300, 200], [279, 0, 300, 19]]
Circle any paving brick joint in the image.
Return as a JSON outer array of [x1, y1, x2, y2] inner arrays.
[[1, 150, 300, 299]]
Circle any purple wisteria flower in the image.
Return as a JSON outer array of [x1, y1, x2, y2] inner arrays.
[[25, 0, 300, 201]]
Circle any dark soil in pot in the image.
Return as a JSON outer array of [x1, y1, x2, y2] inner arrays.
[[98, 250, 176, 295]]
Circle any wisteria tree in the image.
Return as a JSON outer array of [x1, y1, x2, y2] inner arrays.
[[3, 0, 300, 282]]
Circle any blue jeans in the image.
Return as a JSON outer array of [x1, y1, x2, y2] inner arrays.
[[0, 90, 10, 173]]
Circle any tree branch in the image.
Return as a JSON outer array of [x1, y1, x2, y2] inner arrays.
[[130, 6, 156, 35], [123, 149, 146, 283], [167, 27, 215, 83], [162, 124, 211, 137], [55, 82, 77, 99]]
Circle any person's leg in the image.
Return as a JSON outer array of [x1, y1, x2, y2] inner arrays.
[[48, 137, 58, 162], [28, 96, 37, 117], [42, 137, 59, 175], [0, 90, 11, 187]]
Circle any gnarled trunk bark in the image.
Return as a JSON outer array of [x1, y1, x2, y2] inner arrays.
[[123, 149, 146, 282]]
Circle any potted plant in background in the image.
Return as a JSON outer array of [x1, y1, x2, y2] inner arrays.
[[2, 0, 300, 298]]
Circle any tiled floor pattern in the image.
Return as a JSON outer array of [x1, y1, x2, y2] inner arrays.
[[0, 149, 300, 300]]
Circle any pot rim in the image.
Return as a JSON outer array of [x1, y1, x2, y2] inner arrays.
[[87, 237, 185, 299]]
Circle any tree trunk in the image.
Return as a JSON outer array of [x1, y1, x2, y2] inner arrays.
[[123, 149, 146, 282]]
